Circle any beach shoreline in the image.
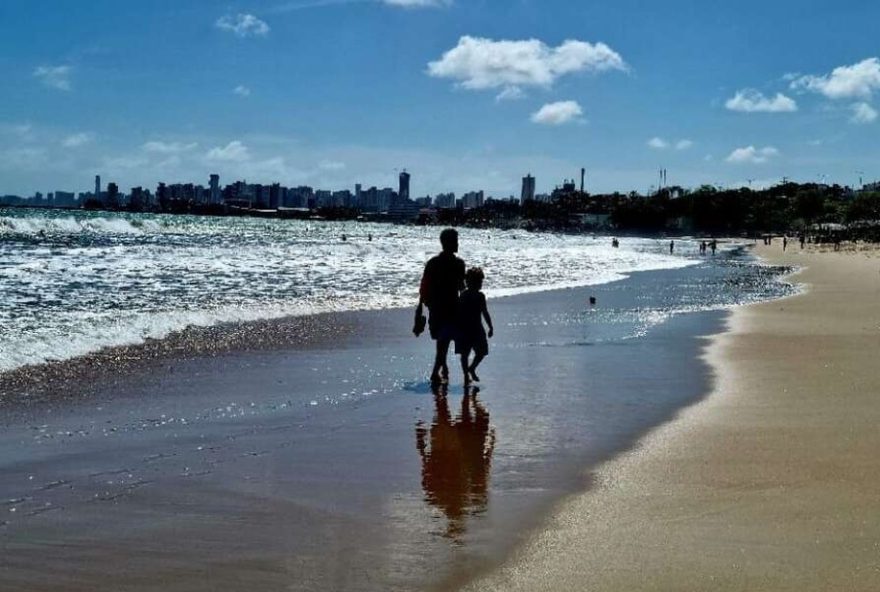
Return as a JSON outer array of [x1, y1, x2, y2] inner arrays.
[[460, 243, 880, 591]]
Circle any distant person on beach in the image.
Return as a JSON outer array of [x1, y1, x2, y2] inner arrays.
[[783, 236, 788, 251], [800, 234, 806, 249], [612, 238, 619, 248], [700, 240, 707, 254], [710, 239, 717, 255], [669, 240, 674, 254], [456, 267, 494, 385], [420, 228, 466, 384]]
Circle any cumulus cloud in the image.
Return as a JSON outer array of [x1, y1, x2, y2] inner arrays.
[[725, 145, 779, 164], [215, 14, 270, 37], [427, 36, 626, 94], [318, 159, 346, 170], [675, 139, 694, 150], [495, 86, 526, 102], [33, 65, 72, 91], [61, 132, 94, 148], [206, 141, 251, 162], [530, 101, 584, 125], [850, 102, 878, 124], [142, 141, 199, 154], [647, 137, 693, 150], [725, 89, 798, 113], [233, 85, 252, 97], [790, 57, 880, 99]]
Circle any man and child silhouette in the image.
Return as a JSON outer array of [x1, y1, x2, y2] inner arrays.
[[417, 228, 494, 385]]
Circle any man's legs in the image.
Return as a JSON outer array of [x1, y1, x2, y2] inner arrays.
[[431, 337, 451, 383], [468, 352, 485, 382]]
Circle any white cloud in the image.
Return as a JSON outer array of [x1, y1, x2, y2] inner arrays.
[[791, 57, 880, 99], [647, 137, 693, 150], [530, 101, 584, 125], [850, 102, 878, 124], [725, 89, 798, 113], [142, 141, 199, 154], [206, 141, 251, 162], [215, 14, 270, 37], [318, 159, 346, 170], [725, 145, 779, 164], [233, 85, 252, 97], [495, 86, 526, 102], [62, 132, 94, 148], [427, 36, 626, 94], [675, 139, 694, 150], [33, 65, 72, 91], [382, 0, 450, 6]]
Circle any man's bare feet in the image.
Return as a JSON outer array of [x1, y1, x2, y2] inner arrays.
[[469, 370, 480, 383]]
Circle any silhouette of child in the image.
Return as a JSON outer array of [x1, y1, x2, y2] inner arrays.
[[456, 267, 494, 385]]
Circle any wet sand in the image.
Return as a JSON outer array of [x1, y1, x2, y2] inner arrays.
[[461, 243, 880, 591]]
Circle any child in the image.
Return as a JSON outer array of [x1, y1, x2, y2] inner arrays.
[[456, 267, 494, 384]]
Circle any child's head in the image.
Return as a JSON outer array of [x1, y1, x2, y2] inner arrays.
[[465, 267, 484, 290]]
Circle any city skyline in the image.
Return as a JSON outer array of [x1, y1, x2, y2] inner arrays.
[[1, 1, 879, 197]]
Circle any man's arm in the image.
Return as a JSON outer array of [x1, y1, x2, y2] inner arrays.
[[419, 260, 432, 305], [481, 294, 494, 338]]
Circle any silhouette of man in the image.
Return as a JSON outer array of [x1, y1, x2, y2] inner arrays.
[[420, 228, 465, 384], [415, 384, 495, 539]]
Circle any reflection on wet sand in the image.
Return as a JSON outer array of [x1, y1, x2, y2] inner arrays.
[[416, 384, 496, 539]]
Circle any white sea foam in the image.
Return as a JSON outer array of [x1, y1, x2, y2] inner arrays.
[[0, 209, 705, 373]]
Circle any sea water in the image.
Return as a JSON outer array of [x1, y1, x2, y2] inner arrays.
[[0, 207, 773, 373]]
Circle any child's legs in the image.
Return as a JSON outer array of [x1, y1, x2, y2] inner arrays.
[[469, 352, 485, 372], [460, 352, 471, 379]]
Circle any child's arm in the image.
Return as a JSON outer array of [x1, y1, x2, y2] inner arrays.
[[481, 293, 494, 338]]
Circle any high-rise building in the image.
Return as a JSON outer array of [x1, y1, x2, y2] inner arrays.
[[521, 174, 536, 204], [95, 175, 101, 200], [106, 182, 120, 209], [209, 174, 220, 204], [398, 171, 410, 202], [462, 190, 485, 209]]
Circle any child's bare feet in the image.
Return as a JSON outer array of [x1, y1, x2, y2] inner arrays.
[[469, 370, 480, 383]]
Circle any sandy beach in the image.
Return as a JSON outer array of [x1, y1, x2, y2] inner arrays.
[[462, 243, 880, 591]]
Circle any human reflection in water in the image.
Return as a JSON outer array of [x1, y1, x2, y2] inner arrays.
[[415, 384, 496, 540]]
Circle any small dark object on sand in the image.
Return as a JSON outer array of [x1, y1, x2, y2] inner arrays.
[[589, 296, 597, 306]]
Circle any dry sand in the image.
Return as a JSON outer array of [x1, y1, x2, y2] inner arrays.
[[462, 244, 880, 591]]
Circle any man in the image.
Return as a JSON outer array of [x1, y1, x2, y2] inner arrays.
[[419, 228, 466, 384]]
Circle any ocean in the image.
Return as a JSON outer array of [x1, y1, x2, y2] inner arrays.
[[2, 207, 713, 374]]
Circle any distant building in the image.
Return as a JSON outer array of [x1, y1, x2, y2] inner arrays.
[[521, 174, 536, 204], [53, 191, 76, 207], [106, 183, 120, 208], [462, 190, 484, 209], [434, 192, 455, 209], [398, 171, 411, 202], [269, 183, 283, 209], [95, 175, 101, 201], [210, 174, 220, 204]]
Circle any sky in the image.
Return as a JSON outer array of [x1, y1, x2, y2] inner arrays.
[[1, 0, 879, 197]]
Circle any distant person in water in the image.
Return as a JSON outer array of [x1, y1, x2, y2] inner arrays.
[[710, 239, 717, 255], [456, 267, 494, 385], [783, 236, 788, 251], [612, 238, 619, 248], [420, 228, 466, 384], [669, 240, 674, 254]]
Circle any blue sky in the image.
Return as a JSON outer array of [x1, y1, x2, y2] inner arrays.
[[1, 0, 878, 197]]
